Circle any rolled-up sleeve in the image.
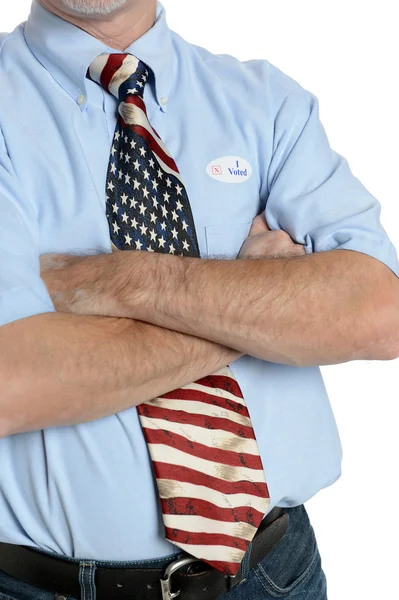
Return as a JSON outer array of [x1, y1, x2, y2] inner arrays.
[[264, 82, 399, 278], [0, 130, 55, 326]]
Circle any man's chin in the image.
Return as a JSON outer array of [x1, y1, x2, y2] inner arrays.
[[60, 0, 127, 17]]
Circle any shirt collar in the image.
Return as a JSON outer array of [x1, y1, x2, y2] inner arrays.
[[24, 0, 174, 111]]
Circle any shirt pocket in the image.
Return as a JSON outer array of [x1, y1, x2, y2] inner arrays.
[[205, 220, 252, 259]]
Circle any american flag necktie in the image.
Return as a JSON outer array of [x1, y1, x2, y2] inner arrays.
[[88, 53, 270, 576]]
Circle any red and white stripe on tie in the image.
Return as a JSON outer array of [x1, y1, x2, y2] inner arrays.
[[140, 367, 270, 575], [88, 53, 184, 184]]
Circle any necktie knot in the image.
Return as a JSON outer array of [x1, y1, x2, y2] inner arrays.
[[88, 53, 150, 102]]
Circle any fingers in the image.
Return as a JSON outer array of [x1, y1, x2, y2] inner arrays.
[[239, 224, 306, 259], [40, 253, 66, 272], [284, 244, 307, 258], [250, 213, 271, 235]]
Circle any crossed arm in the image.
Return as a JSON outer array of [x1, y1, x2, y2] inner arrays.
[[42, 239, 399, 367], [1, 217, 398, 438], [0, 217, 271, 437]]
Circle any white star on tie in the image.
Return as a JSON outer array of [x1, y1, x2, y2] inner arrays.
[[112, 222, 120, 233], [133, 159, 140, 171], [135, 239, 143, 250], [152, 180, 159, 191], [140, 224, 148, 236], [152, 196, 158, 208], [171, 210, 179, 222], [160, 221, 167, 231], [143, 187, 149, 199], [149, 158, 155, 168], [171, 227, 178, 239], [161, 205, 168, 218], [133, 179, 141, 190], [112, 202, 119, 214], [124, 153, 131, 164], [137, 81, 144, 88], [139, 147, 146, 157], [163, 191, 170, 203], [121, 193, 128, 205], [176, 184, 183, 195], [124, 135, 128, 143], [150, 230, 157, 242], [158, 236, 166, 248], [148, 245, 155, 252], [125, 233, 132, 246], [107, 181, 115, 191], [114, 131, 120, 141], [130, 139, 137, 149], [182, 240, 190, 251], [119, 151, 124, 160], [125, 174, 131, 184], [150, 212, 157, 224], [139, 202, 147, 215], [131, 217, 138, 229], [127, 88, 138, 94], [122, 212, 129, 223], [169, 244, 176, 254], [110, 163, 117, 175], [166, 178, 172, 188], [176, 199, 183, 211], [130, 198, 137, 208], [157, 168, 163, 179], [118, 170, 123, 180], [143, 169, 150, 180], [182, 220, 188, 231], [111, 145, 117, 157]]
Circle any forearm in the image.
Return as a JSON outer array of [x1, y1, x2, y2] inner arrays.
[[143, 249, 399, 365], [42, 248, 399, 367], [0, 312, 239, 437]]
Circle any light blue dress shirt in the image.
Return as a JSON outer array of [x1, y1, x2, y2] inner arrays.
[[1, 1, 398, 561]]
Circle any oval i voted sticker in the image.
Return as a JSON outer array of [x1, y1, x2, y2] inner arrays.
[[206, 156, 252, 184]]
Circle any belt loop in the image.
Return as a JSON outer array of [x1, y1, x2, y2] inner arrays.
[[239, 541, 253, 583], [79, 560, 97, 600]]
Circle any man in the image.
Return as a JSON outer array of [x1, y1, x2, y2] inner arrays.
[[0, 0, 398, 599]]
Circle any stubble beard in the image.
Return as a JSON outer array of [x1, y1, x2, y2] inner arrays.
[[60, 0, 127, 16]]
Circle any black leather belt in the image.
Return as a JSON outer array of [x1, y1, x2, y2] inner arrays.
[[0, 507, 288, 600]]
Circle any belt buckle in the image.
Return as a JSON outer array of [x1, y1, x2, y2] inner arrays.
[[160, 556, 203, 600]]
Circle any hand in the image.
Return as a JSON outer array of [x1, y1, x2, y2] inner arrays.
[[40, 250, 149, 317], [40, 253, 91, 313], [239, 213, 306, 259]]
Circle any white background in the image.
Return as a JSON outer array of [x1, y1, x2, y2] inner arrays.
[[1, 1, 398, 598]]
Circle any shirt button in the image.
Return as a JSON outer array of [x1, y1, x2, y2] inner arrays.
[[160, 96, 167, 107], [77, 94, 86, 106]]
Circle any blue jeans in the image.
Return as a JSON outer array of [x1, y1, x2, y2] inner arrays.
[[0, 505, 327, 600]]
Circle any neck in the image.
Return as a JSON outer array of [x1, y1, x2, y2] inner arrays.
[[38, 0, 158, 50]]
